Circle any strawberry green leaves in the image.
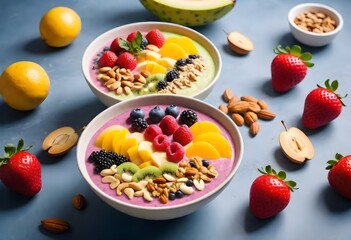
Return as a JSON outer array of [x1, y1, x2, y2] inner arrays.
[[258, 165, 298, 192], [118, 32, 144, 55], [274, 45, 314, 67], [0, 139, 32, 165], [326, 153, 343, 170]]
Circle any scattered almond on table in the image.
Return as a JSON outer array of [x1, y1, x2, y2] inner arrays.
[[219, 88, 276, 136]]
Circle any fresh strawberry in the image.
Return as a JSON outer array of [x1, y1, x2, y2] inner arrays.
[[166, 142, 185, 162], [127, 32, 138, 42], [249, 165, 297, 219], [326, 153, 351, 200], [302, 79, 347, 129], [116, 52, 137, 70], [146, 29, 165, 48], [271, 45, 314, 92], [110, 37, 124, 55], [173, 125, 193, 146], [0, 139, 41, 197], [98, 50, 118, 68]]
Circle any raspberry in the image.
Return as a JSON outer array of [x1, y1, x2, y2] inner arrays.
[[98, 50, 118, 68], [116, 52, 137, 70], [179, 109, 198, 127], [145, 29, 165, 48], [159, 115, 179, 135], [166, 142, 185, 162], [110, 38, 124, 55], [153, 134, 171, 151], [173, 125, 193, 146], [144, 124, 162, 141]]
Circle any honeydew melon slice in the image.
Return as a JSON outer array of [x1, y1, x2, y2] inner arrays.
[[140, 0, 235, 26]]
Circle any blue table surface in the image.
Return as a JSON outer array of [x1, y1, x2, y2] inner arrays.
[[1, 0, 350, 239]]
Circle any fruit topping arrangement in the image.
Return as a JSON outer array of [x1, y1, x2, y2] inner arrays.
[[87, 105, 232, 204], [92, 29, 207, 97]]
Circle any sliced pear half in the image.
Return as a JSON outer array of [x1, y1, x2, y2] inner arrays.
[[279, 121, 314, 164]]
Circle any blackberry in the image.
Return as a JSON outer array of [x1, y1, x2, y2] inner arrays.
[[90, 150, 116, 173], [88, 150, 100, 163], [132, 117, 148, 132], [164, 69, 180, 82], [156, 80, 168, 90], [185, 58, 193, 64], [104, 151, 129, 166], [175, 59, 186, 67], [188, 54, 200, 59], [179, 109, 198, 127]]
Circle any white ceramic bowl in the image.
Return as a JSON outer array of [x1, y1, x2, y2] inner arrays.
[[76, 95, 243, 220], [82, 22, 222, 107], [288, 3, 343, 47]]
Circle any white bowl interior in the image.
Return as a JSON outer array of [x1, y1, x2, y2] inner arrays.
[[288, 3, 343, 46], [82, 22, 222, 106], [77, 95, 243, 220]]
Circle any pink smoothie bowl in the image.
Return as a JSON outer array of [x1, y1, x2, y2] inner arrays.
[[76, 95, 244, 220], [81, 21, 222, 107]]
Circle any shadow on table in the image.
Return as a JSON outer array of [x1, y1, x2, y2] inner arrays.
[[0, 101, 35, 124], [320, 185, 351, 213]]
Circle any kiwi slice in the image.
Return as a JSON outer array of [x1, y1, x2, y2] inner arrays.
[[117, 162, 140, 176], [159, 162, 178, 176], [131, 165, 162, 182]]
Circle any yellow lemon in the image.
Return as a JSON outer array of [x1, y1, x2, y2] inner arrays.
[[0, 61, 50, 111], [39, 6, 81, 47]]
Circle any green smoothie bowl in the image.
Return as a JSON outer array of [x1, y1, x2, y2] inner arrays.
[[82, 22, 222, 107]]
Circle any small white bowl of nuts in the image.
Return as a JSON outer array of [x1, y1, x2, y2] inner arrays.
[[288, 3, 343, 47]]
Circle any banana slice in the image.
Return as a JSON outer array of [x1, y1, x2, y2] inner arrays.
[[227, 31, 254, 55]]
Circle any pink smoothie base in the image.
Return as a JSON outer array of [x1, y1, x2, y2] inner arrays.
[[85, 105, 236, 207]]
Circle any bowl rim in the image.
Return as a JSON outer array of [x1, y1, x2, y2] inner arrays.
[[81, 21, 222, 104], [288, 3, 343, 37], [76, 94, 244, 211]]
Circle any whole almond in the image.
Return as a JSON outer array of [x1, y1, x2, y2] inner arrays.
[[41, 218, 70, 233], [248, 102, 261, 113], [228, 101, 250, 114], [257, 109, 276, 120], [231, 113, 244, 126], [223, 89, 233, 102], [244, 111, 258, 125], [218, 104, 229, 114], [249, 122, 260, 136], [73, 193, 85, 210], [257, 99, 268, 109], [241, 95, 257, 103], [228, 96, 239, 106]]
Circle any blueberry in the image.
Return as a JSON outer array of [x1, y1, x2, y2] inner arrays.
[[149, 106, 165, 123], [186, 179, 194, 187], [189, 161, 196, 168], [169, 192, 176, 201], [130, 108, 145, 120], [165, 104, 180, 118], [202, 160, 210, 168], [175, 190, 184, 199]]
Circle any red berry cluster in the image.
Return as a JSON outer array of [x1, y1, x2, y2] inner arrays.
[[98, 29, 165, 71], [144, 114, 193, 163]]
